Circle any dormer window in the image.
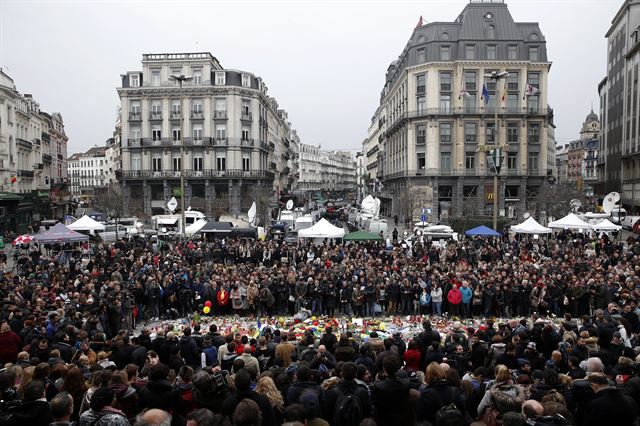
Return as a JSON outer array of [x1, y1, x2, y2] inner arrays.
[[487, 25, 496, 39], [242, 74, 251, 87], [130, 74, 139, 87]]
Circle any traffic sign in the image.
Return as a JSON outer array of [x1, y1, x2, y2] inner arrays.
[[167, 197, 178, 212]]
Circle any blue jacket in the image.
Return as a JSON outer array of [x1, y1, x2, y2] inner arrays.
[[460, 286, 473, 304]]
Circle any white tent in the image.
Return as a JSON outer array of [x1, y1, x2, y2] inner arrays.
[[510, 217, 552, 234], [68, 215, 105, 232], [298, 218, 345, 239], [593, 218, 622, 232], [548, 213, 592, 230]]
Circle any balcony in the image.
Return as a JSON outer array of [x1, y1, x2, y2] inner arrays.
[[16, 138, 33, 150], [170, 111, 181, 120], [57, 153, 64, 160], [18, 169, 34, 178], [128, 111, 142, 121], [213, 137, 228, 146], [240, 138, 254, 147], [34, 138, 41, 146], [42, 153, 52, 163], [117, 169, 274, 180], [190, 110, 204, 119], [213, 110, 228, 119], [127, 138, 142, 148], [240, 112, 253, 121], [149, 111, 163, 120], [41, 132, 51, 143]]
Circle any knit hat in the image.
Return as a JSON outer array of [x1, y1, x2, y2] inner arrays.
[[527, 342, 537, 350]]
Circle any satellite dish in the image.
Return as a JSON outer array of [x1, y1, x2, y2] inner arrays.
[[286, 200, 294, 210], [570, 199, 582, 212], [248, 202, 257, 227], [602, 192, 619, 214], [523, 212, 530, 219]]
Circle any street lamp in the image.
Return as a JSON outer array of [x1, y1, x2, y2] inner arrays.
[[478, 71, 509, 231], [168, 74, 192, 241]]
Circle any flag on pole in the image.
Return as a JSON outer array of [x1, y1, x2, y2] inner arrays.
[[525, 84, 540, 96], [415, 16, 425, 28], [459, 88, 471, 99], [482, 84, 490, 104]]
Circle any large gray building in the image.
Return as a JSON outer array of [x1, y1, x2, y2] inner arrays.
[[601, 0, 640, 210], [372, 0, 554, 222]]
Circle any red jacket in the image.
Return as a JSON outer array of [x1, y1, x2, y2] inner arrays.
[[0, 330, 21, 364], [447, 288, 462, 305], [403, 348, 421, 371]]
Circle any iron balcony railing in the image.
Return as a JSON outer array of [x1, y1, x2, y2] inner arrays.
[[117, 169, 274, 179]]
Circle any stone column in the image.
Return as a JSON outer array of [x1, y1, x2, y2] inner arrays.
[[454, 177, 464, 217], [122, 182, 131, 216], [519, 177, 527, 215], [499, 177, 506, 219], [477, 177, 486, 215], [431, 177, 439, 221], [163, 180, 171, 212], [143, 181, 152, 216], [185, 180, 192, 210], [205, 180, 216, 218], [228, 180, 240, 216]]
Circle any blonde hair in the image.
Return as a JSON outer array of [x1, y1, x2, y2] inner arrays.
[[425, 362, 447, 385], [494, 364, 512, 383], [18, 366, 35, 398], [255, 376, 284, 411]]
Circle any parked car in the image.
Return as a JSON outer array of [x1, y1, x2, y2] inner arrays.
[[96, 224, 128, 242]]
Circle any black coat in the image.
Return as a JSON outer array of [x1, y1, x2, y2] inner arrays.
[[324, 379, 371, 422], [584, 387, 638, 426], [138, 379, 180, 413], [371, 377, 413, 426], [417, 380, 471, 425], [179, 336, 199, 368], [221, 390, 276, 426]]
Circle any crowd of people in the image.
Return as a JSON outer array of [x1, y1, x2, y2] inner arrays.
[[0, 229, 639, 425]]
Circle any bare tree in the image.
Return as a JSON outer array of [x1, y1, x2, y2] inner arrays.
[[93, 186, 124, 220], [533, 183, 586, 221]]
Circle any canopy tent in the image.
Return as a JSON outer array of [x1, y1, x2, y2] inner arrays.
[[199, 221, 233, 234], [298, 218, 345, 239], [344, 230, 384, 241], [593, 218, 622, 232], [464, 225, 501, 237], [33, 223, 89, 244], [67, 215, 105, 232], [510, 217, 552, 234], [548, 213, 592, 230]]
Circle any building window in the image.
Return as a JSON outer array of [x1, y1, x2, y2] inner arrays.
[[241, 100, 251, 116], [192, 125, 203, 141], [464, 71, 477, 91], [193, 156, 203, 171], [465, 152, 476, 170], [440, 46, 451, 61], [416, 74, 426, 94], [417, 48, 426, 63], [440, 123, 452, 143], [151, 102, 162, 114], [487, 45, 497, 60], [215, 98, 227, 113], [527, 72, 540, 88], [507, 94, 518, 111], [440, 72, 452, 92], [192, 100, 203, 113], [132, 154, 141, 170], [487, 25, 496, 39], [130, 127, 141, 142], [130, 74, 139, 87], [241, 128, 250, 141], [416, 124, 426, 144], [507, 123, 519, 143], [172, 127, 181, 141], [464, 94, 476, 113], [417, 96, 426, 114], [440, 94, 451, 112], [529, 46, 539, 61], [152, 157, 162, 171], [465, 123, 477, 143], [241, 74, 251, 87], [152, 127, 162, 141], [528, 153, 539, 170], [192, 69, 202, 85], [215, 72, 226, 85], [508, 45, 517, 60], [527, 95, 539, 112], [173, 156, 181, 171], [151, 69, 160, 87], [528, 123, 540, 143], [465, 44, 476, 60], [441, 153, 451, 170], [217, 156, 226, 171], [417, 153, 426, 170], [507, 152, 517, 170], [171, 100, 181, 115], [507, 72, 519, 91], [215, 125, 226, 140], [242, 157, 250, 171], [486, 122, 495, 143]]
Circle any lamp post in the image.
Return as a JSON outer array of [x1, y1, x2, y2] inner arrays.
[[479, 71, 509, 231], [169, 74, 192, 241]]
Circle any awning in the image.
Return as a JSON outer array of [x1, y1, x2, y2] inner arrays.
[[157, 218, 179, 225]]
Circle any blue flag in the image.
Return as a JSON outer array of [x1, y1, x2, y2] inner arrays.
[[482, 84, 490, 104]]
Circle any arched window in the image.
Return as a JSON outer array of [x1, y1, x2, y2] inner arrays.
[[418, 35, 425, 43], [442, 32, 449, 40], [487, 25, 496, 39], [530, 33, 539, 41]]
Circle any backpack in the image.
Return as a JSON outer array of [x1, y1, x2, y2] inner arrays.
[[489, 384, 525, 415], [334, 391, 363, 426], [435, 403, 464, 426]]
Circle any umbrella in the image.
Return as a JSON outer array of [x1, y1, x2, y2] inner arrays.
[[13, 234, 33, 245]]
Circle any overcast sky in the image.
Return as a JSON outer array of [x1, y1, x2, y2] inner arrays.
[[0, 0, 623, 154]]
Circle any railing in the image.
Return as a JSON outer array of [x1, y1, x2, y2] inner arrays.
[[240, 112, 253, 121], [149, 111, 163, 120], [41, 132, 51, 142], [190, 110, 204, 119], [42, 153, 52, 163], [170, 111, 181, 120], [117, 169, 274, 179], [129, 111, 141, 121], [213, 110, 228, 119], [240, 138, 254, 147], [18, 169, 34, 178], [382, 168, 551, 179], [214, 137, 227, 146], [16, 138, 33, 150]]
